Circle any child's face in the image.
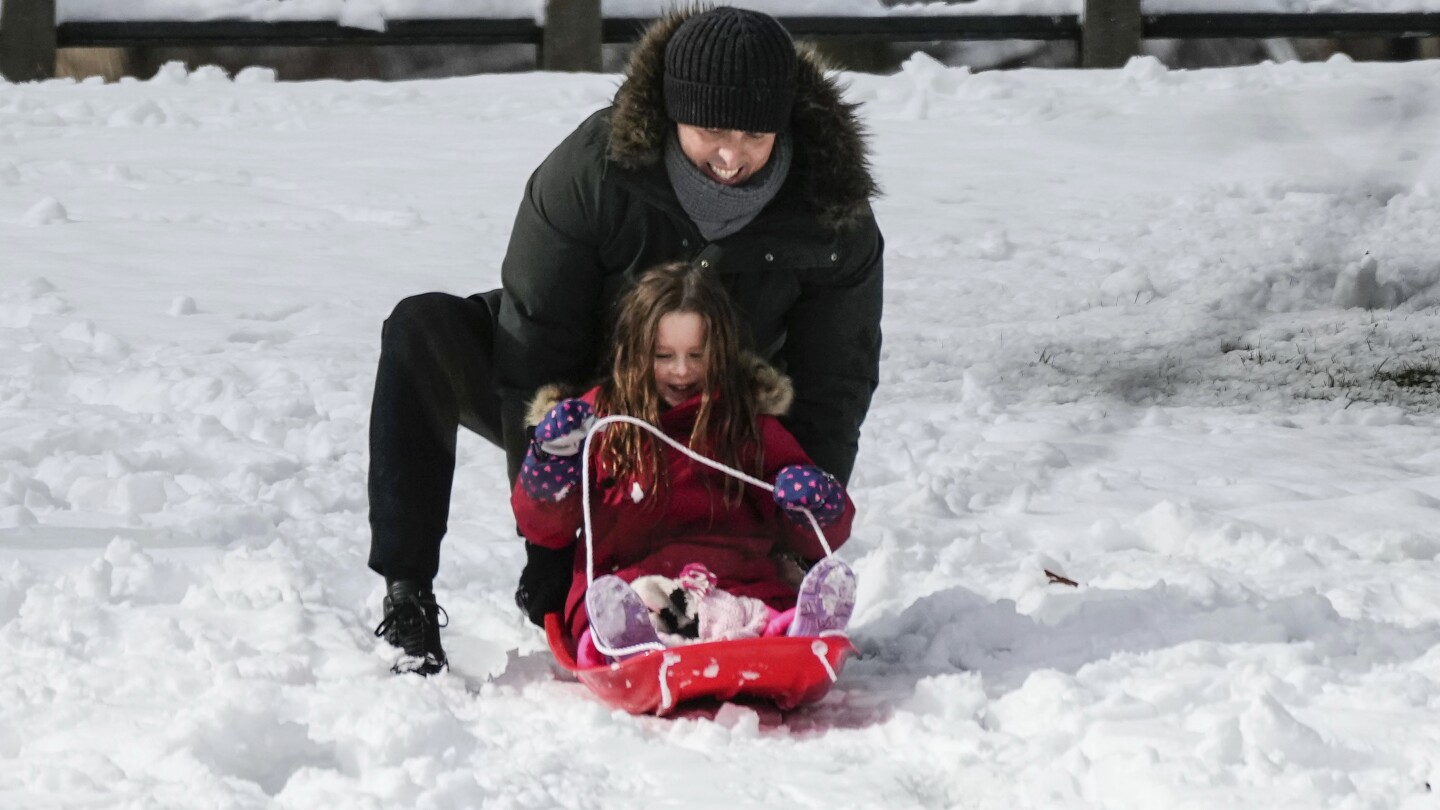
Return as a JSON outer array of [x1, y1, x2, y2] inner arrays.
[[653, 311, 708, 407]]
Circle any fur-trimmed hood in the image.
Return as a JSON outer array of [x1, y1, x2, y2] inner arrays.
[[526, 353, 795, 427], [606, 8, 879, 232]]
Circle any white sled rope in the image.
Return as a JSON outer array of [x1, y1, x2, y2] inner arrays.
[[579, 414, 837, 660]]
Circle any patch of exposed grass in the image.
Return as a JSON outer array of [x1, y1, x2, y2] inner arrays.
[[1375, 362, 1440, 390]]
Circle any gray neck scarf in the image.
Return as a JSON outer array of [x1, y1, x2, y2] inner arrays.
[[664, 131, 792, 242]]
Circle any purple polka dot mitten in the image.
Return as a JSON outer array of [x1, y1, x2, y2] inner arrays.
[[533, 398, 594, 457], [519, 399, 593, 502], [519, 452, 582, 503], [771, 464, 845, 527]]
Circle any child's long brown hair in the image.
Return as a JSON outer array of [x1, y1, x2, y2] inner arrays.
[[594, 262, 761, 506]]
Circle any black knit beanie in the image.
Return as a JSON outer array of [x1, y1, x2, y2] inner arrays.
[[663, 7, 798, 134]]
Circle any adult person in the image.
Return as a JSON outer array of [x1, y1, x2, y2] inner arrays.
[[368, 5, 883, 676]]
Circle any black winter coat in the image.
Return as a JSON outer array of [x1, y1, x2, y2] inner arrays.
[[494, 10, 883, 485]]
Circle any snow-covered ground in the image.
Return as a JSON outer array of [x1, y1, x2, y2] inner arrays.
[[4, 53, 1440, 808]]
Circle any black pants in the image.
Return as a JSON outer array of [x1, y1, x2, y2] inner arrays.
[[367, 289, 505, 582]]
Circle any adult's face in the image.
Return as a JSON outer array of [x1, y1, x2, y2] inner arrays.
[[676, 124, 778, 187]]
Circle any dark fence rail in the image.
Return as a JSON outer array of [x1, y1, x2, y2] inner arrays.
[[56, 13, 1440, 49], [52, 15, 1086, 48], [608, 16, 1083, 42], [1145, 12, 1440, 39], [55, 19, 546, 48], [3, 0, 1439, 82]]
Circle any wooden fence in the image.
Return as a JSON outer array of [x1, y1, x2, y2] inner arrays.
[[3, 0, 1440, 81]]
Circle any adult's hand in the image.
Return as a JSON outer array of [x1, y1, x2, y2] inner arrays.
[[514, 542, 575, 627]]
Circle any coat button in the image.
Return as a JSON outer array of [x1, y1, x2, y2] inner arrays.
[[682, 239, 690, 248], [830, 253, 839, 262], [700, 260, 710, 269], [765, 253, 774, 262]]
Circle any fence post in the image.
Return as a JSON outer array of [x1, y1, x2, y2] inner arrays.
[[542, 0, 602, 72], [1081, 0, 1141, 68], [0, 0, 57, 81]]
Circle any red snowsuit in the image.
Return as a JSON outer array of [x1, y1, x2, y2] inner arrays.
[[512, 370, 854, 642]]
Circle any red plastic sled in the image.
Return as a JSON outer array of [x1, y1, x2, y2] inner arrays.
[[546, 613, 854, 716], [546, 415, 856, 715]]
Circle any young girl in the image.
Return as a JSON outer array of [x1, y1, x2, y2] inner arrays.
[[510, 262, 857, 661]]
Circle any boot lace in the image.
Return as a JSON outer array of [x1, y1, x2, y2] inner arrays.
[[374, 592, 449, 673]]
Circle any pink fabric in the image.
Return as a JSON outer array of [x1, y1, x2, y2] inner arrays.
[[580, 596, 784, 666], [678, 563, 718, 595], [580, 603, 796, 668], [576, 629, 606, 668], [697, 589, 773, 641], [764, 607, 795, 637], [580, 584, 792, 665], [634, 565, 780, 644], [676, 563, 777, 642]]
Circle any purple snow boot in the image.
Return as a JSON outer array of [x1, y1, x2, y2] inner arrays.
[[586, 575, 665, 658], [787, 557, 857, 638]]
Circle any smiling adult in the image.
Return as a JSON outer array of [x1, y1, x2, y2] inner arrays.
[[365, 6, 884, 676]]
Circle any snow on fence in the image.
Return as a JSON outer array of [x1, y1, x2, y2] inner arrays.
[[3, 0, 1440, 80]]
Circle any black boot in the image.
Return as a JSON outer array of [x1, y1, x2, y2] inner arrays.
[[373, 579, 448, 676]]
